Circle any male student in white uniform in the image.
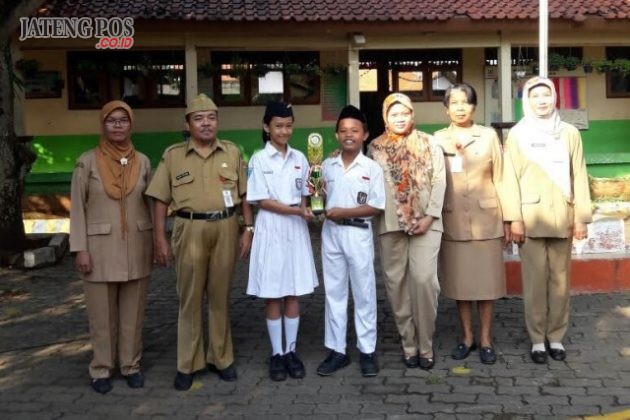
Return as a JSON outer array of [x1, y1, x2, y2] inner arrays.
[[317, 105, 386, 377]]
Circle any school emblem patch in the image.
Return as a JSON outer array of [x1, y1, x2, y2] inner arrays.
[[295, 178, 303, 190], [357, 191, 367, 204]]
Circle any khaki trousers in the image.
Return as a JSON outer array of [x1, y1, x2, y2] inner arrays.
[[172, 216, 238, 373], [519, 237, 572, 344], [84, 276, 149, 379], [378, 230, 441, 355]]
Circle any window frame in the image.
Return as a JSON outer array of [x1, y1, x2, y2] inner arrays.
[[605, 47, 630, 99]]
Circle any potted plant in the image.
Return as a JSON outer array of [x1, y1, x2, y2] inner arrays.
[[548, 52, 565, 71], [564, 56, 580, 71], [582, 58, 594, 73], [611, 58, 630, 75], [593, 59, 613, 74]]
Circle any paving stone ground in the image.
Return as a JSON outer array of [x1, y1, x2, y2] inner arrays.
[[1, 227, 629, 419]]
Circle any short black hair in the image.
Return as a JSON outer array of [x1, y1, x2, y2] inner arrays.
[[443, 83, 478, 107]]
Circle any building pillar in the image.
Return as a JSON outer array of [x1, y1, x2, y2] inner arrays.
[[347, 47, 360, 107], [185, 33, 198, 101]]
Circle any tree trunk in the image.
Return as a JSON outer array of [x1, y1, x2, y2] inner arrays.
[[0, 40, 35, 252]]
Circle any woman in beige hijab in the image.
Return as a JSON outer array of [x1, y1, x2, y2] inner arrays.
[[70, 101, 153, 393], [503, 77, 591, 364]]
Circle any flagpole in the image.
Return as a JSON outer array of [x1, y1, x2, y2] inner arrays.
[[539, 0, 548, 77]]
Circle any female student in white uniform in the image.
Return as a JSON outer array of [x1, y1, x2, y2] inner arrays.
[[246, 102, 319, 381]]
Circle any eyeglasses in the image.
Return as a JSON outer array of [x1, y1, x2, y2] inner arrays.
[[105, 118, 131, 127]]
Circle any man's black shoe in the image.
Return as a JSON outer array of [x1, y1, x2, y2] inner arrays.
[[208, 363, 237, 382], [173, 371, 193, 391], [316, 350, 350, 376]]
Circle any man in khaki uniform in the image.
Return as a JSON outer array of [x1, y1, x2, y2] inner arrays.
[[502, 77, 591, 364], [146, 94, 253, 390]]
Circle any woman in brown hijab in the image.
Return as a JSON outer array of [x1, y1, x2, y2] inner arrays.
[[368, 93, 446, 370], [70, 100, 153, 394]]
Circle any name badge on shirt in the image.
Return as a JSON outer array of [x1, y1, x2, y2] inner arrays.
[[530, 142, 546, 148], [222, 190, 234, 208], [450, 156, 463, 173]]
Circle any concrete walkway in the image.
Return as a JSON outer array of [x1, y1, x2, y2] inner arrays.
[[1, 228, 629, 419]]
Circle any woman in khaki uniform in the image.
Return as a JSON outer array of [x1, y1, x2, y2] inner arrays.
[[369, 92, 446, 370], [503, 77, 591, 364], [70, 100, 153, 394], [434, 84, 507, 365]]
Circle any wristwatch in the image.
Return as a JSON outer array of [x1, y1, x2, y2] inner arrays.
[[244, 224, 255, 233]]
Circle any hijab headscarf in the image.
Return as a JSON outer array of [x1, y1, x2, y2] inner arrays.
[[369, 92, 434, 231], [95, 100, 140, 237], [514, 77, 571, 200]]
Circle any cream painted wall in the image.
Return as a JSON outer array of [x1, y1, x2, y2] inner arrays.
[[582, 46, 630, 121]]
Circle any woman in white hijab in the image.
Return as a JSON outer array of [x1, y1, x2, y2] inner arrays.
[[503, 77, 592, 364]]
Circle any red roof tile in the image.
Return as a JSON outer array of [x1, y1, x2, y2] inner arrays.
[[36, 0, 630, 22]]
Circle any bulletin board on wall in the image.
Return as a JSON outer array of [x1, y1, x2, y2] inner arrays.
[[321, 73, 347, 121]]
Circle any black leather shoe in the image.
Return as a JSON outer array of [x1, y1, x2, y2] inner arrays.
[[549, 348, 566, 361], [269, 354, 287, 381], [530, 350, 548, 364], [359, 352, 379, 377], [207, 363, 237, 382], [284, 352, 306, 379], [90, 378, 112, 394], [451, 342, 477, 360], [317, 350, 350, 376], [419, 352, 435, 370], [125, 372, 144, 388], [403, 354, 419, 368], [479, 347, 497, 365], [174, 371, 193, 391]]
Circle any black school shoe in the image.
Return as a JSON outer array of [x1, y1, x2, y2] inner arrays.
[[269, 354, 287, 381], [317, 350, 350, 376], [549, 348, 567, 361], [125, 372, 144, 388], [173, 371, 193, 391], [530, 350, 548, 364], [90, 378, 112, 394], [207, 363, 237, 382], [284, 351, 306, 379], [419, 352, 435, 370], [359, 352, 379, 377]]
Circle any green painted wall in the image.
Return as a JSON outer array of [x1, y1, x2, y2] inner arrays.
[[24, 120, 630, 194]]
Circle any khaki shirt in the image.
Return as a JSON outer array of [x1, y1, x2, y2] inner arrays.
[[435, 124, 505, 241], [145, 138, 247, 211], [502, 121, 592, 238], [70, 149, 154, 282]]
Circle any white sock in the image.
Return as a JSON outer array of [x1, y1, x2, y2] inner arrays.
[[283, 316, 300, 354], [266, 318, 283, 356], [549, 342, 565, 351], [532, 343, 546, 352]]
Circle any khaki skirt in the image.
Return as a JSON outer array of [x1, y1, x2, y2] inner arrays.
[[439, 238, 506, 300]]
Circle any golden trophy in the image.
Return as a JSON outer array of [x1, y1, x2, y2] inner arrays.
[[307, 132, 325, 215]]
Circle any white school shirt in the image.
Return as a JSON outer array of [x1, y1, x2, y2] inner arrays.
[[322, 152, 386, 217], [247, 142, 310, 205]]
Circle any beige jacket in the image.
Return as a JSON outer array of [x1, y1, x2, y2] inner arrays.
[[502, 122, 592, 238], [70, 149, 154, 282], [435, 124, 505, 241], [369, 133, 446, 235]]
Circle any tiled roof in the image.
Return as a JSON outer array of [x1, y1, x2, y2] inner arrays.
[[38, 0, 630, 22]]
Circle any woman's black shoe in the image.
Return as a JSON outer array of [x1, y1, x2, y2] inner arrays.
[[419, 354, 435, 370], [479, 347, 497, 364], [90, 378, 112, 394], [125, 372, 144, 388], [403, 354, 419, 368], [173, 371, 193, 391], [451, 342, 477, 360]]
